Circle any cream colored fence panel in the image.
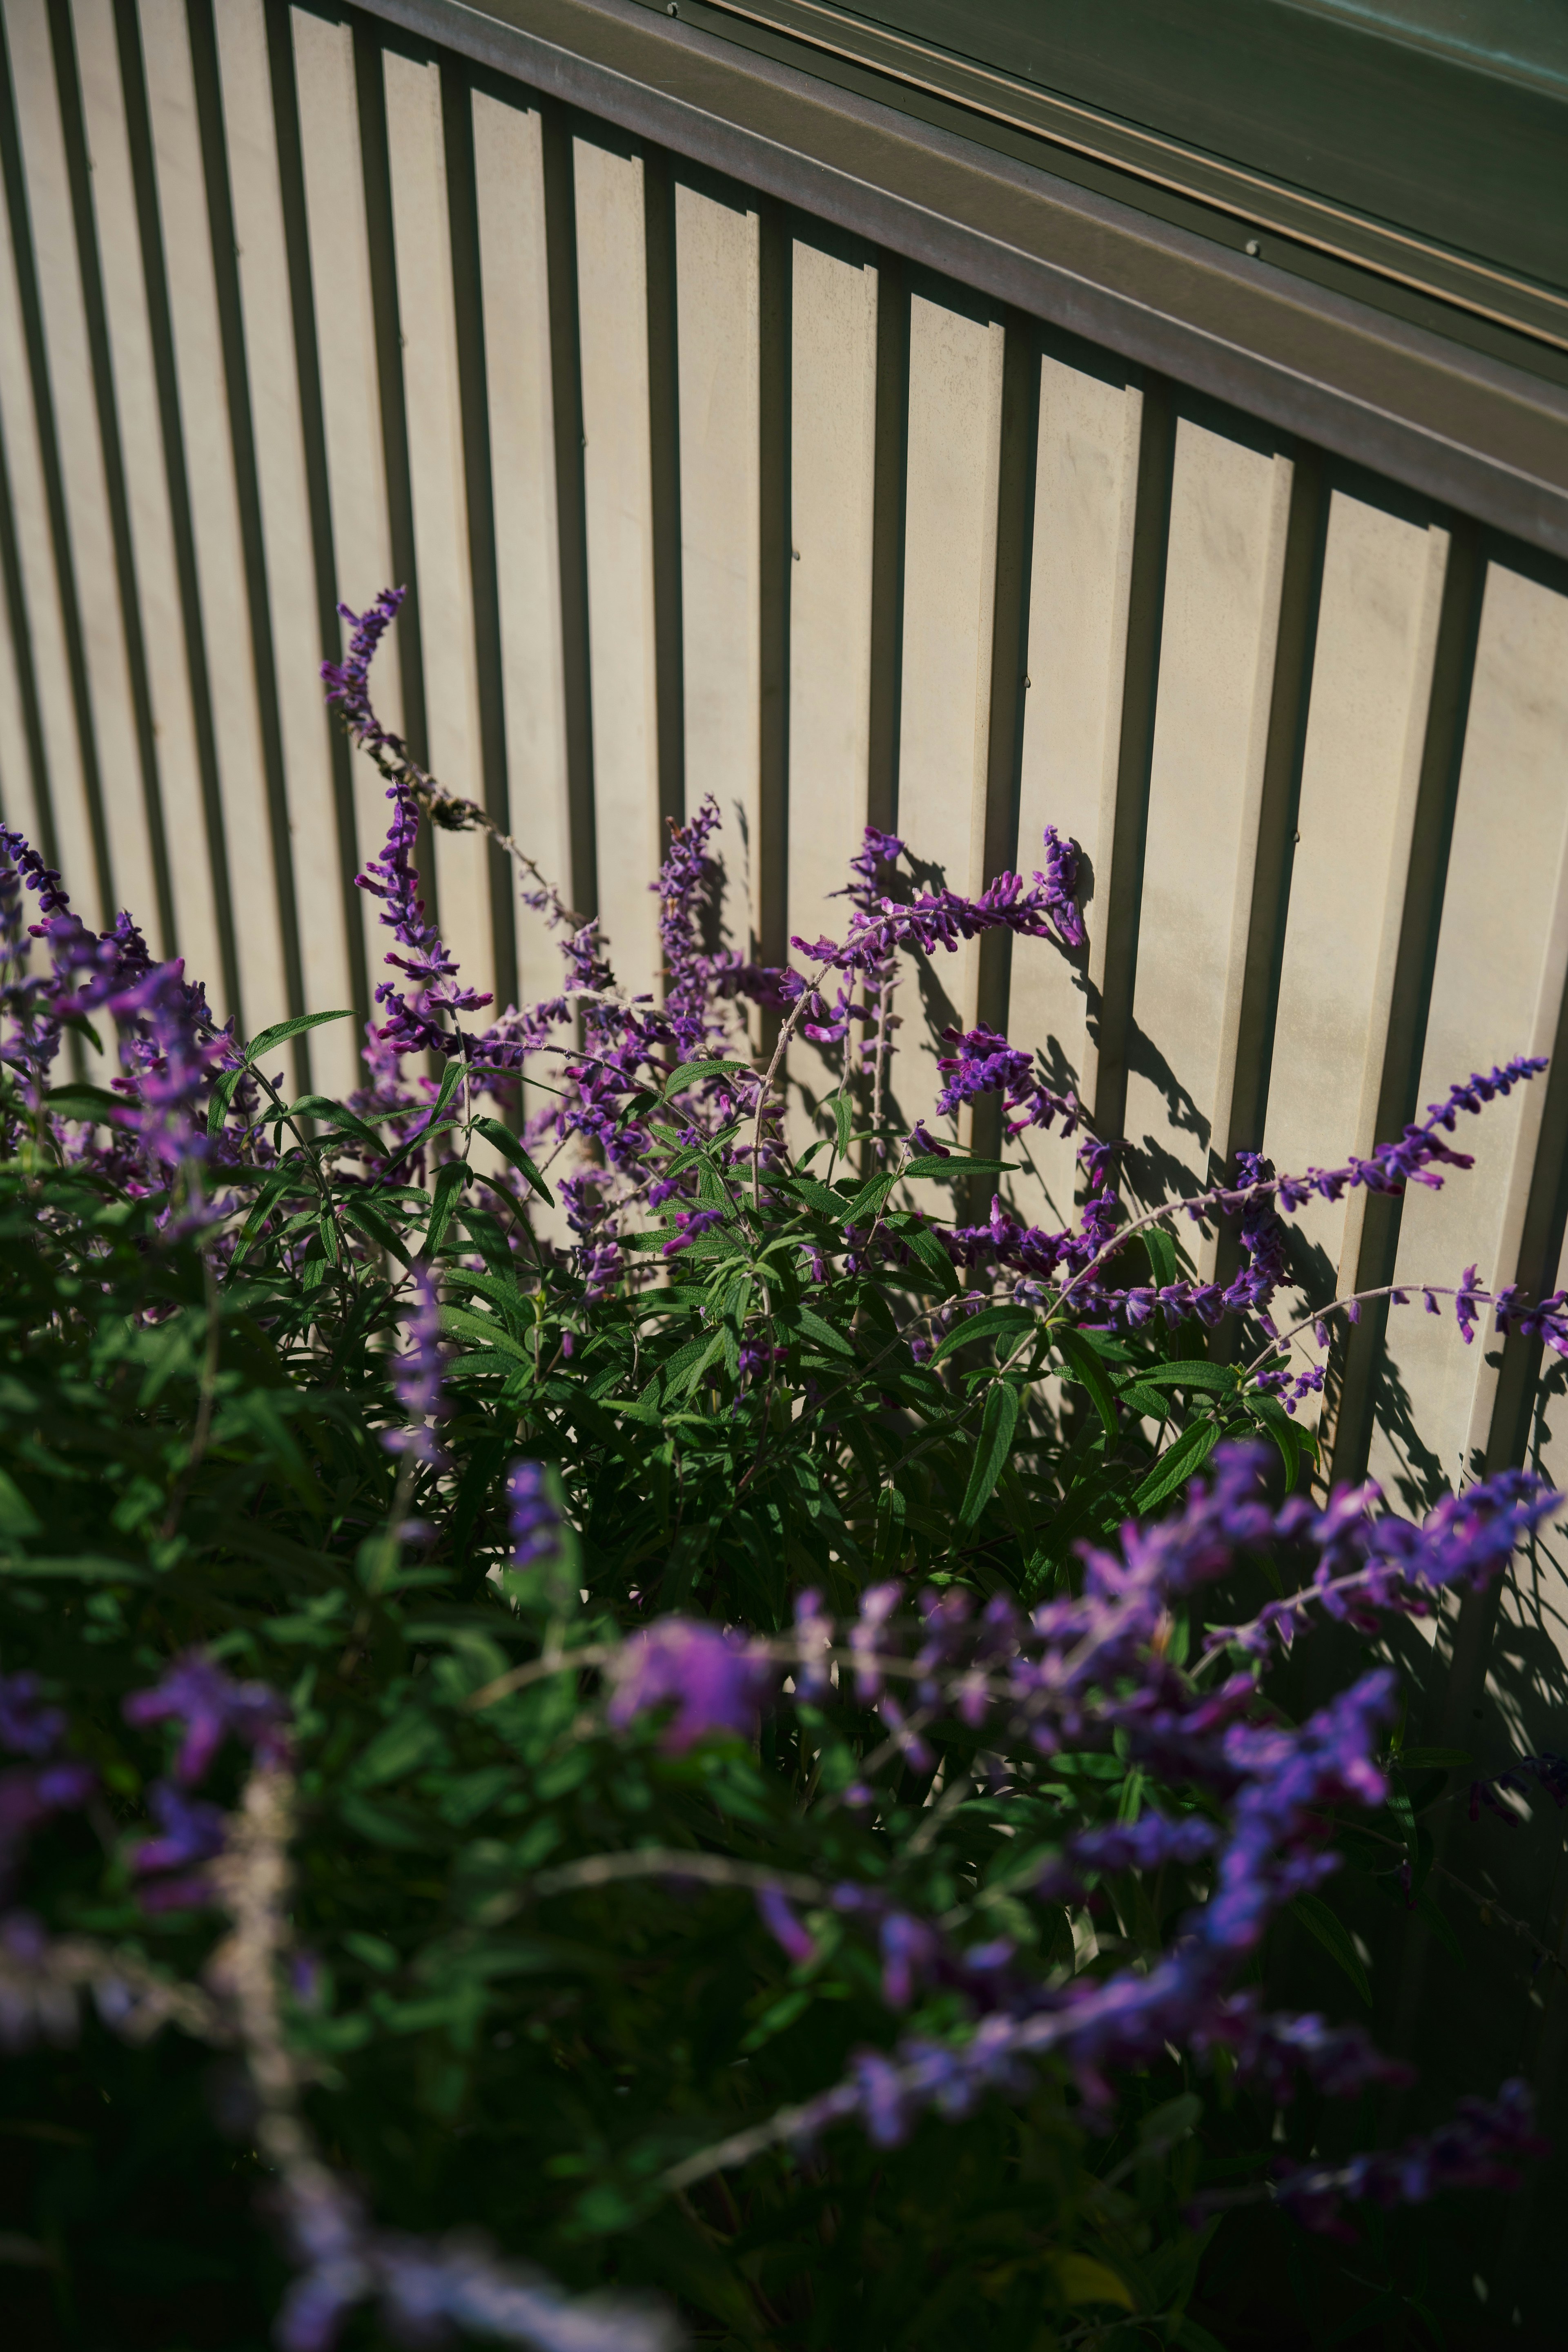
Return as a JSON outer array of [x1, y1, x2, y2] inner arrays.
[[71, 0, 216, 991], [5, 3, 1568, 1832], [785, 227, 877, 1128], [139, 0, 287, 1039], [214, 0, 358, 1094], [892, 282, 1005, 1141], [675, 178, 759, 963], [14, 0, 159, 944], [291, 2, 399, 994], [472, 89, 570, 1016], [1010, 345, 1140, 1225], [573, 131, 662, 1002]]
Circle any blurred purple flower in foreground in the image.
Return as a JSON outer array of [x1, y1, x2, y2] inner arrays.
[[607, 1621, 768, 1753], [123, 1653, 290, 1786]]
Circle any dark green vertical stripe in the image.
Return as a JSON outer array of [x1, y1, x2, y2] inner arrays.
[[47, 0, 174, 953], [113, 0, 242, 1024], [185, 0, 311, 1082], [541, 101, 596, 927], [0, 5, 112, 915], [263, 0, 369, 1032], [969, 306, 1039, 1177], [865, 245, 907, 837], [1330, 514, 1483, 1487], [1088, 368, 1174, 1152], [440, 59, 517, 1010], [757, 194, 790, 982]]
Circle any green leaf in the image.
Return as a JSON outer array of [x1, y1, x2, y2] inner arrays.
[[931, 1303, 1035, 1367], [438, 1305, 532, 1366], [0, 1468, 42, 1539], [43, 1082, 123, 1123], [470, 1115, 555, 1205], [1416, 1887, 1466, 1969], [287, 1094, 387, 1154], [423, 1159, 470, 1258], [831, 1089, 853, 1161], [1052, 2254, 1134, 2311], [960, 1381, 1021, 1527], [1290, 1893, 1372, 2005], [660, 1056, 748, 1098], [902, 1155, 1019, 1180], [1131, 1417, 1221, 1512], [1127, 1360, 1237, 1395], [1249, 1393, 1304, 1489], [340, 1196, 412, 1268], [246, 1008, 355, 1063], [1396, 1746, 1472, 1771], [1056, 1327, 1120, 1438], [1142, 1223, 1180, 1287], [790, 1305, 855, 1359]]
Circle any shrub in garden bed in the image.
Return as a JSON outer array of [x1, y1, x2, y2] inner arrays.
[[0, 589, 1562, 2349]]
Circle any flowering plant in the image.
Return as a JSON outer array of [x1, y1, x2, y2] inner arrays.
[[0, 592, 1561, 2349]]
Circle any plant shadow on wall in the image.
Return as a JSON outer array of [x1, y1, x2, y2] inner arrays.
[[0, 586, 1566, 2351]]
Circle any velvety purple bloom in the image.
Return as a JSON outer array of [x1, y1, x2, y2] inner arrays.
[[128, 1780, 227, 1911], [384, 1263, 448, 1468], [756, 1886, 817, 1966], [662, 1205, 726, 1257], [123, 1653, 290, 1785], [0, 1675, 65, 1760], [1272, 2080, 1545, 2233], [935, 1024, 1081, 1139], [508, 1461, 559, 1569], [606, 1621, 769, 1753]]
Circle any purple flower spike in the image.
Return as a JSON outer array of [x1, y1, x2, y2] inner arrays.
[[123, 1653, 290, 1786], [385, 1264, 448, 1468], [508, 1461, 560, 1569], [757, 1886, 817, 1966], [606, 1621, 769, 1753], [0, 1675, 65, 1760]]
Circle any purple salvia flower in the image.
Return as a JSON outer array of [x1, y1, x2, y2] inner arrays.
[[123, 1653, 290, 1786], [606, 1621, 768, 1753], [384, 1264, 448, 1468], [0, 1675, 65, 1760]]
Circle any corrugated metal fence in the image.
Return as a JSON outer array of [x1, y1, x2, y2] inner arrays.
[[3, 0, 1568, 2171]]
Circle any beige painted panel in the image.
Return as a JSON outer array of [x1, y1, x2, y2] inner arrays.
[[213, 0, 358, 1093], [1010, 347, 1142, 1227], [785, 231, 877, 1131], [0, 536, 36, 842], [893, 285, 1005, 1140], [71, 0, 219, 985], [140, 0, 287, 1036], [1264, 494, 1449, 1419], [675, 180, 759, 973], [5, 0, 146, 932], [291, 2, 398, 996], [573, 134, 662, 1000], [1372, 560, 1568, 1511], [383, 49, 492, 1018], [0, 69, 96, 935], [472, 90, 570, 1022], [1125, 414, 1292, 1251]]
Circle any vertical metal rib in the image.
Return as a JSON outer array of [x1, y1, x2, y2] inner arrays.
[[865, 242, 906, 836], [1329, 515, 1484, 1484], [262, 0, 368, 1031], [756, 192, 790, 986], [185, 0, 310, 1077], [112, 0, 241, 1020], [352, 15, 435, 919], [0, 4, 111, 910], [440, 56, 516, 1008], [1088, 368, 1174, 1147], [540, 98, 596, 926], [969, 306, 1038, 1171], [1207, 439, 1327, 1342], [48, 0, 174, 951], [642, 138, 683, 845]]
